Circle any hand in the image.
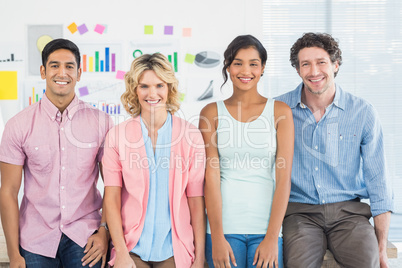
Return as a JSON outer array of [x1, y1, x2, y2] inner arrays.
[[379, 248, 389, 268], [114, 251, 136, 268], [82, 229, 109, 267], [212, 235, 237, 268], [9, 254, 26, 268], [190, 257, 205, 268], [253, 237, 278, 268]]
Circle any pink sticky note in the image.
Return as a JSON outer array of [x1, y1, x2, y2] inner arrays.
[[182, 28, 192, 37], [164, 26, 173, 35], [94, 24, 106, 34], [78, 24, 88, 35], [116, 70, 126, 80]]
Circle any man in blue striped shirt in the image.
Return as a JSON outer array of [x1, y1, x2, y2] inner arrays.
[[276, 32, 393, 268]]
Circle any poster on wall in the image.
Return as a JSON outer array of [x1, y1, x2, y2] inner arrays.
[[76, 43, 123, 76], [27, 25, 63, 76]]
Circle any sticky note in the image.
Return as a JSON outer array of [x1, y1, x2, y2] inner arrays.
[[67, 22, 78, 34], [144, 25, 154, 35], [94, 24, 106, 34], [182, 28, 192, 37], [184, 54, 196, 64], [164, 26, 173, 35], [116, 70, 126, 80], [78, 24, 89, 35], [0, 71, 18, 100], [78, 86, 89, 97]]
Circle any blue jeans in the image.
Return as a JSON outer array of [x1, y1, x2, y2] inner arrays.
[[20, 234, 102, 268], [206, 234, 283, 268]]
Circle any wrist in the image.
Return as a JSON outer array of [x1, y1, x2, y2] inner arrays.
[[98, 222, 109, 232]]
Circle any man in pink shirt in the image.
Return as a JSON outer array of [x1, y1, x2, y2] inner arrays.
[[0, 39, 113, 268]]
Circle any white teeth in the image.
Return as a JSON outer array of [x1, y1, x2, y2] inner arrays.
[[311, 78, 323, 82], [147, 100, 159, 104], [56, 81, 68, 85], [240, 78, 251, 81]]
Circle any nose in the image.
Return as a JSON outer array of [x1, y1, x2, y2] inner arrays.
[[148, 86, 157, 97], [310, 63, 320, 75], [240, 64, 251, 74], [58, 66, 67, 76]]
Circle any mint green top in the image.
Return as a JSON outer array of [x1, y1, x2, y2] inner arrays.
[[207, 98, 277, 234]]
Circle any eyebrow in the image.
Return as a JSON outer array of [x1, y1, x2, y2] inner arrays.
[[48, 61, 77, 66], [233, 58, 261, 62]]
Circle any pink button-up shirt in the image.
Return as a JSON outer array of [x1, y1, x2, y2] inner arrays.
[[102, 115, 205, 268], [0, 94, 113, 258]]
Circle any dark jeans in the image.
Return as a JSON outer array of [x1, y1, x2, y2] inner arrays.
[[20, 234, 101, 268], [283, 200, 379, 268]]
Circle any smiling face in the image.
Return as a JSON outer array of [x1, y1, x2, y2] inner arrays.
[[136, 70, 169, 116], [40, 49, 81, 105], [297, 46, 339, 96], [227, 47, 265, 92]]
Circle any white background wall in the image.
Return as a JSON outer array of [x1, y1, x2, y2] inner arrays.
[[0, 0, 264, 198]]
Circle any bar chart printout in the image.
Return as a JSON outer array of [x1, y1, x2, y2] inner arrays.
[[81, 46, 118, 73]]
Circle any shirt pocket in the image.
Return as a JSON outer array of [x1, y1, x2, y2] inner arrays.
[[25, 144, 53, 174], [77, 141, 99, 170]]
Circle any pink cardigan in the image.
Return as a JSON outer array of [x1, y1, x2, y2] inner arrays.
[[102, 115, 206, 267]]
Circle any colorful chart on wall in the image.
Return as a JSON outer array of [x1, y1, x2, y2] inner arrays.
[[27, 25, 63, 76], [77, 43, 123, 76], [129, 39, 180, 73]]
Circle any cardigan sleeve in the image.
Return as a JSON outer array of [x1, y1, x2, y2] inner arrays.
[[185, 126, 206, 197], [102, 126, 123, 187]]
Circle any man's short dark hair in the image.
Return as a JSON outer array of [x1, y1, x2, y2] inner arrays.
[[41, 38, 80, 69]]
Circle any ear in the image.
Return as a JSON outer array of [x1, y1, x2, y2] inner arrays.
[[333, 61, 340, 74], [40, 65, 46, 79], [77, 67, 82, 82]]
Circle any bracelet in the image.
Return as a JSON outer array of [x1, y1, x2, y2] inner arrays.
[[99, 222, 109, 231]]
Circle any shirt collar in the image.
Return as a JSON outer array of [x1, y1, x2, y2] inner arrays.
[[41, 93, 79, 121], [289, 82, 345, 111]]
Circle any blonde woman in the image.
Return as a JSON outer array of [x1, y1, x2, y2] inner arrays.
[[103, 53, 206, 268]]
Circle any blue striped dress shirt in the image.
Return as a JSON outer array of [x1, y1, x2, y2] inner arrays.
[[132, 113, 173, 261], [275, 83, 393, 217]]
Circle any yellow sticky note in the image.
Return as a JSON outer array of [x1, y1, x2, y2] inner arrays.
[[67, 22, 78, 34], [184, 53, 196, 64], [144, 25, 154, 35], [0, 71, 18, 100]]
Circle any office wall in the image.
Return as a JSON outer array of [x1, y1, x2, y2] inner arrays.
[[0, 0, 264, 124], [0, 0, 264, 198]]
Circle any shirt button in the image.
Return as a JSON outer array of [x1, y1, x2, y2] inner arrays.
[[61, 147, 65, 151], [340, 136, 343, 140], [322, 200, 326, 204], [62, 166, 65, 170], [88, 143, 92, 147], [61, 186, 65, 190], [35, 147, 38, 150], [317, 185, 321, 188], [315, 167, 318, 171], [61, 127, 64, 131], [314, 146, 318, 150], [62, 205, 65, 209], [60, 224, 64, 229]]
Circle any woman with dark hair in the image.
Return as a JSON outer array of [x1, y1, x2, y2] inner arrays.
[[103, 53, 206, 268], [199, 35, 294, 268]]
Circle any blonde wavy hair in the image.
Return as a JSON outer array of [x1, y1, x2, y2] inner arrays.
[[121, 53, 180, 117]]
